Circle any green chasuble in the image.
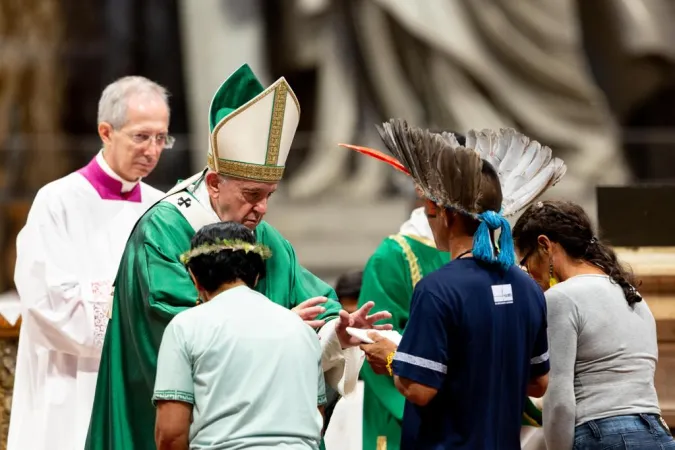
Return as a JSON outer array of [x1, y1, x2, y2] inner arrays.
[[84, 197, 340, 450], [359, 234, 449, 450]]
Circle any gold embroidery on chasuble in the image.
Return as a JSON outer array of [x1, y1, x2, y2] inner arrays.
[[389, 234, 422, 287]]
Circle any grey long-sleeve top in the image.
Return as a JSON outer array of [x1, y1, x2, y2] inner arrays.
[[543, 275, 661, 450]]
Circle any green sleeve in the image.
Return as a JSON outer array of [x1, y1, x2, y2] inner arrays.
[[292, 250, 341, 323], [358, 238, 413, 421], [255, 221, 340, 322], [131, 204, 198, 384]]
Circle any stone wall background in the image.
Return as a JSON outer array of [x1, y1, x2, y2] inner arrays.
[[0, 339, 17, 450]]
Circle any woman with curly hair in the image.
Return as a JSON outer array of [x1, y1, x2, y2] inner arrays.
[[513, 201, 674, 449], [152, 221, 326, 450]]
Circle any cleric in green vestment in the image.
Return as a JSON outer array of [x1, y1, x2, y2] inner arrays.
[[358, 202, 450, 450], [84, 64, 391, 450]]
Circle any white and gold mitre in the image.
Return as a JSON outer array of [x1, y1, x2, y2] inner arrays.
[[207, 64, 300, 183]]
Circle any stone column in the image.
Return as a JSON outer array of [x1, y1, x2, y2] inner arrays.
[[177, 0, 268, 170]]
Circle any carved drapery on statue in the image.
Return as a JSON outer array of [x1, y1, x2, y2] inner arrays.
[[265, 0, 675, 214], [265, 0, 627, 213], [577, 0, 675, 182]]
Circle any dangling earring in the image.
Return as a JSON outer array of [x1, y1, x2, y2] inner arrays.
[[549, 262, 558, 288], [195, 297, 203, 306]]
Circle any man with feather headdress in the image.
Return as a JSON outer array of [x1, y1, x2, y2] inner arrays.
[[340, 122, 566, 449]]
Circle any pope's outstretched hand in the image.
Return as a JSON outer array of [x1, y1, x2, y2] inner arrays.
[[292, 296, 328, 329], [335, 301, 392, 348]]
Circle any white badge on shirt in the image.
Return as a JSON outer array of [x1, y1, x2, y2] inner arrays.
[[492, 284, 513, 305]]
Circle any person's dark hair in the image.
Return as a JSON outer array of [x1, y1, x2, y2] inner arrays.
[[186, 221, 267, 292], [512, 201, 642, 306], [446, 159, 503, 235], [476, 160, 502, 213], [335, 270, 363, 300]]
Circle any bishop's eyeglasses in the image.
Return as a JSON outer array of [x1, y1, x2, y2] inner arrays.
[[125, 131, 176, 149]]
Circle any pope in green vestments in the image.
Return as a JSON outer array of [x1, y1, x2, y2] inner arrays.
[[85, 64, 375, 450]]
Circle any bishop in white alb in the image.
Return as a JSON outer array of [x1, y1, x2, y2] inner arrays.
[[8, 152, 163, 450]]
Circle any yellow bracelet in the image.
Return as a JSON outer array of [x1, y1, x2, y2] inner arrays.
[[386, 351, 395, 376]]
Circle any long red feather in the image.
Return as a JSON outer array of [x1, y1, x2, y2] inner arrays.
[[338, 143, 411, 176]]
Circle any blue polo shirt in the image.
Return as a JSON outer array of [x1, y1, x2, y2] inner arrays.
[[392, 258, 549, 450]]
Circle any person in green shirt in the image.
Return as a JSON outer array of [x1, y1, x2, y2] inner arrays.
[[85, 64, 391, 450]]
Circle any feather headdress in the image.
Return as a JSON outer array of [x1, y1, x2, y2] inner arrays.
[[340, 121, 484, 212], [338, 119, 567, 268], [340, 121, 566, 217], [448, 128, 567, 217]]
